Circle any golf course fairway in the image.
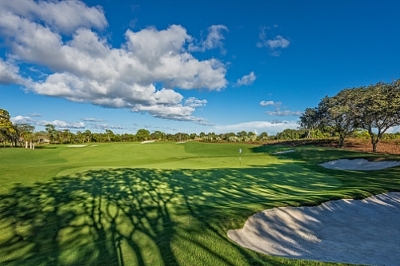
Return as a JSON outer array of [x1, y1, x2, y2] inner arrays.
[[1, 141, 399, 265]]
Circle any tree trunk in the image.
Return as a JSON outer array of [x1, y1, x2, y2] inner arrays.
[[307, 129, 311, 139], [339, 135, 345, 148], [368, 128, 380, 153], [372, 142, 378, 152], [371, 136, 380, 152]]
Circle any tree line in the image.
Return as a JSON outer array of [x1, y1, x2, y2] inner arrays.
[[299, 80, 400, 152], [0, 109, 270, 147], [2, 78, 400, 151]]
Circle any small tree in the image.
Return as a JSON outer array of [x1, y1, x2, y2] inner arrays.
[[258, 132, 269, 141], [299, 107, 320, 139], [16, 124, 35, 148], [45, 124, 58, 144], [136, 129, 150, 141], [0, 109, 18, 147]]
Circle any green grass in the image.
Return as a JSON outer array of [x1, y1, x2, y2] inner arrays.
[[0, 142, 399, 265]]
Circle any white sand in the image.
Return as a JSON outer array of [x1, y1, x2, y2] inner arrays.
[[320, 158, 400, 170], [228, 192, 400, 265], [67, 145, 87, 148], [141, 140, 155, 144]]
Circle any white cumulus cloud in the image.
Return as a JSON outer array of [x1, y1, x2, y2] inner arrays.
[[213, 120, 298, 135], [0, 1, 228, 125], [265, 35, 290, 49], [256, 26, 290, 56], [188, 25, 228, 53], [259, 100, 276, 106], [260, 100, 301, 117], [236, 72, 256, 86], [0, 59, 24, 85], [266, 110, 302, 116], [10, 115, 34, 124], [184, 97, 207, 107], [93, 123, 124, 130], [0, 0, 107, 34], [10, 115, 86, 129], [48, 120, 85, 129], [83, 118, 105, 122]]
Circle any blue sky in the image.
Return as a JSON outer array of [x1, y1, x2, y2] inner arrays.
[[1, 0, 400, 135]]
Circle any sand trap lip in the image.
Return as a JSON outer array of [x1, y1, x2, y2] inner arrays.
[[176, 141, 186, 144], [320, 158, 400, 170], [67, 145, 87, 148], [228, 192, 400, 266], [141, 140, 155, 144], [273, 149, 295, 154]]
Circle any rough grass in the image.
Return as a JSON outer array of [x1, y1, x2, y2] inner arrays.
[[0, 142, 399, 265]]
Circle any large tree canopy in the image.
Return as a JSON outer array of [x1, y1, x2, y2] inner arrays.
[[355, 81, 400, 152], [301, 80, 400, 152], [320, 88, 359, 148]]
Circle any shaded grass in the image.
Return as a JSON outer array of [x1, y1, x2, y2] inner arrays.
[[0, 142, 399, 265]]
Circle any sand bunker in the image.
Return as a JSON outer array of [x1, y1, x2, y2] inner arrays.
[[228, 192, 400, 265], [141, 140, 155, 144], [320, 158, 400, 170], [67, 145, 87, 148]]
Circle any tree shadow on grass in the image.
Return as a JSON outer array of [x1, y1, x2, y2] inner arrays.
[[0, 169, 180, 265], [0, 165, 365, 266], [251, 145, 400, 200]]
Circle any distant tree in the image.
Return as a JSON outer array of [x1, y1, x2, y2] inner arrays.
[[120, 133, 135, 142], [247, 131, 257, 141], [0, 109, 14, 147], [258, 132, 269, 141], [16, 124, 35, 147], [276, 129, 302, 140], [206, 132, 217, 142], [299, 107, 320, 139], [105, 129, 114, 142], [151, 130, 165, 141], [136, 129, 150, 141], [62, 129, 72, 144], [224, 132, 237, 142], [75, 131, 84, 143], [113, 133, 121, 142], [237, 131, 247, 141], [165, 133, 174, 141], [199, 132, 205, 139], [84, 130, 93, 142], [189, 133, 197, 140], [45, 124, 58, 144]]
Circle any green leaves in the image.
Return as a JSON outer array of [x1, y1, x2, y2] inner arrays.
[[301, 79, 400, 152]]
